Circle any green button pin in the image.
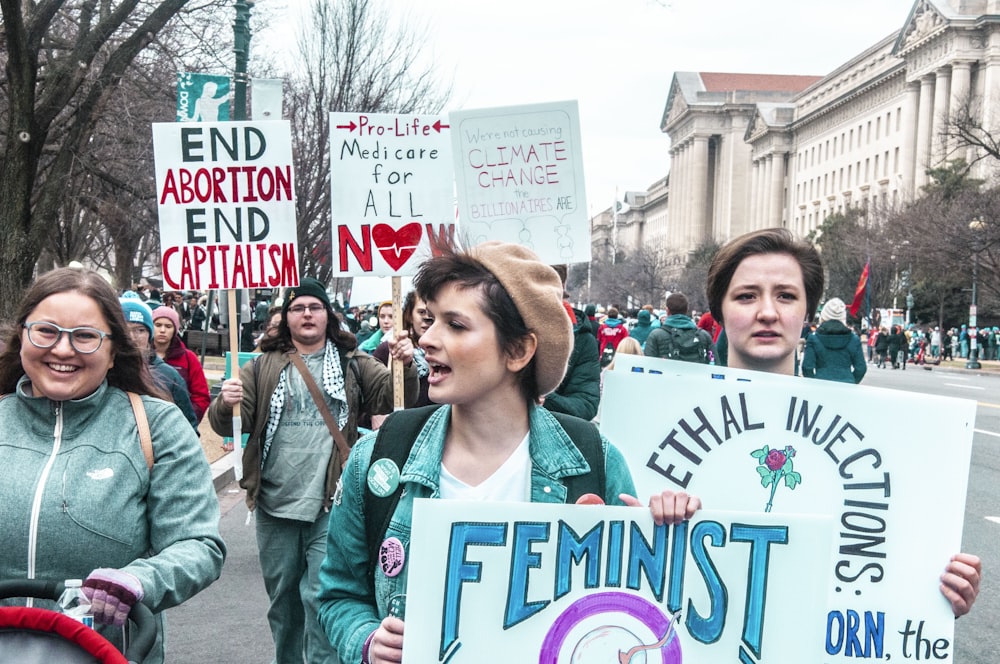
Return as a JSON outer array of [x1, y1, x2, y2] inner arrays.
[[367, 458, 401, 497]]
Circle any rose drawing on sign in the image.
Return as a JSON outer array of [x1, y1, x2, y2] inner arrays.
[[750, 445, 802, 512]]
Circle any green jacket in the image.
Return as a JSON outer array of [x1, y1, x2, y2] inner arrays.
[[544, 307, 600, 420], [208, 344, 418, 511], [802, 321, 867, 384], [0, 379, 225, 663]]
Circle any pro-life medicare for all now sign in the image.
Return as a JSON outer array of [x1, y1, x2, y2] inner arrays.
[[152, 121, 300, 290]]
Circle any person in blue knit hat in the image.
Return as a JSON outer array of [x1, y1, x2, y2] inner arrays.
[[121, 293, 198, 431]]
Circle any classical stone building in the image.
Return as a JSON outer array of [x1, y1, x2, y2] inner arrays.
[[592, 0, 1000, 263]]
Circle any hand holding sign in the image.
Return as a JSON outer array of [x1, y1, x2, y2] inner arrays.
[[618, 490, 702, 525]]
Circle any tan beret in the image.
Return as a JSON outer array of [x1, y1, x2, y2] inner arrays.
[[469, 241, 573, 396]]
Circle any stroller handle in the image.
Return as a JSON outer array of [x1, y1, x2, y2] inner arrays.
[[0, 578, 156, 663]]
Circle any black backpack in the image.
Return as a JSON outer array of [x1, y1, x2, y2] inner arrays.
[[660, 327, 710, 363], [363, 405, 606, 582]]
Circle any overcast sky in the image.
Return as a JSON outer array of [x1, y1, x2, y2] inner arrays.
[[265, 0, 919, 216]]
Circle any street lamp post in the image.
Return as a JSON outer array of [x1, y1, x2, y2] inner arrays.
[[966, 219, 985, 370], [233, 0, 254, 123]]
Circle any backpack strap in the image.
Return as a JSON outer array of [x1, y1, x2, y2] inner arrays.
[[127, 392, 154, 471], [365, 405, 443, 582], [549, 412, 605, 503]]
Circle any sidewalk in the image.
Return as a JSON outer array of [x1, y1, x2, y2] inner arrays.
[[201, 354, 236, 490], [909, 357, 1000, 375]]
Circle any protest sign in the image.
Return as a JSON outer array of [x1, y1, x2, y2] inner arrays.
[[152, 121, 299, 291], [176, 72, 230, 122], [330, 112, 455, 277], [449, 101, 590, 264], [600, 361, 976, 662], [405, 499, 832, 663]]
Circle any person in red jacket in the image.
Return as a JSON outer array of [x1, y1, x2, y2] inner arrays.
[[152, 306, 210, 423], [597, 307, 630, 366]]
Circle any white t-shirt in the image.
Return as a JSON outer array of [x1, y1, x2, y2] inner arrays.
[[439, 433, 531, 502]]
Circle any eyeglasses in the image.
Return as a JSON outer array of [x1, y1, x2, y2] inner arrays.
[[127, 325, 150, 339], [24, 321, 112, 354], [287, 304, 326, 315]]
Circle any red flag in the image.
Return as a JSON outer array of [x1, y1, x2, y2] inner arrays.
[[849, 262, 870, 317]]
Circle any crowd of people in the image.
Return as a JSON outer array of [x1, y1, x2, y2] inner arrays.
[[864, 322, 1000, 367], [0, 231, 985, 663]]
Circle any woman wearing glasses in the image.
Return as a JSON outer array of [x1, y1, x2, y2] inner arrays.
[[0, 267, 225, 663]]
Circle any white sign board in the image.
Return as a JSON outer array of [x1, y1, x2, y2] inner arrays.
[[450, 101, 590, 263], [152, 121, 300, 290], [330, 112, 455, 277], [601, 360, 976, 662], [405, 499, 833, 663]]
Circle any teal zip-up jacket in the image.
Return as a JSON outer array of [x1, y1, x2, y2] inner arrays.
[[802, 320, 867, 384], [316, 405, 636, 662], [0, 378, 225, 663]]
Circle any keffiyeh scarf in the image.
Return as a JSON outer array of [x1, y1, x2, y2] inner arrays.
[[261, 341, 348, 466]]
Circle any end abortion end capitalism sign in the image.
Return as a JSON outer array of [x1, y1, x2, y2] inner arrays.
[[152, 121, 300, 290]]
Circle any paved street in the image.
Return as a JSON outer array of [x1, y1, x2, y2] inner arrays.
[[164, 486, 272, 662], [862, 361, 1000, 664], [166, 361, 1000, 663]]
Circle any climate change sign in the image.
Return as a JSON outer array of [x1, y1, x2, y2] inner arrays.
[[601, 357, 976, 663], [152, 121, 299, 290], [405, 500, 833, 663], [449, 100, 590, 264]]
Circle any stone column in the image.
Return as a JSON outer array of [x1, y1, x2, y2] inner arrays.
[[679, 142, 690, 248], [932, 67, 952, 163], [914, 74, 936, 190], [757, 155, 767, 228], [675, 142, 686, 248], [949, 60, 972, 157], [763, 155, 775, 228], [668, 147, 679, 249], [748, 158, 760, 232], [900, 81, 920, 197], [691, 135, 709, 242], [980, 40, 1000, 181], [769, 152, 785, 227]]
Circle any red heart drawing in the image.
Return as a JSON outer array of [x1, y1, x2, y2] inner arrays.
[[372, 223, 423, 271]]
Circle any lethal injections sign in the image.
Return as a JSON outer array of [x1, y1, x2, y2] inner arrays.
[[330, 112, 455, 277], [449, 100, 590, 264], [152, 121, 300, 290], [404, 500, 833, 663], [601, 357, 976, 663]]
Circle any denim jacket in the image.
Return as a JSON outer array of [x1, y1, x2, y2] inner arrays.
[[316, 404, 636, 662]]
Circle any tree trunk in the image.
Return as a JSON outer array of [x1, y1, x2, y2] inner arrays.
[[0, 0, 191, 321]]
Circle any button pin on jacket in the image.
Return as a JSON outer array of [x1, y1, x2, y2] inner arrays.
[[380, 537, 405, 578], [367, 459, 400, 497]]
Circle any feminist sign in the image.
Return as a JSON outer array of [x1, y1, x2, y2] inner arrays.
[[330, 112, 455, 277], [449, 100, 590, 264], [601, 358, 976, 663], [152, 121, 299, 290], [404, 500, 833, 663]]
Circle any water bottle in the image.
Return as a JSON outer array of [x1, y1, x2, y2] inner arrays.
[[57, 579, 94, 628]]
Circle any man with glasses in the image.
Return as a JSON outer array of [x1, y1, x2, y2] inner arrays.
[[208, 277, 418, 664], [120, 294, 198, 431]]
